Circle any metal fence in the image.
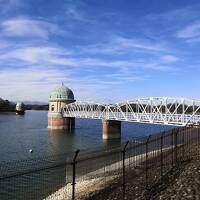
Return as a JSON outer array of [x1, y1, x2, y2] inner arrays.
[[0, 125, 200, 200]]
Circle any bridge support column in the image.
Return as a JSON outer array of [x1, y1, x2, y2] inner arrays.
[[102, 120, 121, 139], [48, 112, 75, 130]]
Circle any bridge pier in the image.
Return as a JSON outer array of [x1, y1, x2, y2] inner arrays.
[[48, 112, 75, 130], [102, 120, 121, 139]]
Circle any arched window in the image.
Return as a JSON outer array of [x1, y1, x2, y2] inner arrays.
[[51, 105, 54, 111]]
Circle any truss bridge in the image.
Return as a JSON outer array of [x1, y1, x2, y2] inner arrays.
[[62, 97, 200, 126]]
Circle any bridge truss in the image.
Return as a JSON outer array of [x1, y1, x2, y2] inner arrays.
[[62, 97, 200, 126]]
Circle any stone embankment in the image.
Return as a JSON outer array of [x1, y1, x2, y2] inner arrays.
[[155, 160, 200, 200], [85, 159, 200, 200]]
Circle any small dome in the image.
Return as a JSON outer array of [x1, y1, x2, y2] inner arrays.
[[49, 84, 75, 101], [16, 102, 25, 111]]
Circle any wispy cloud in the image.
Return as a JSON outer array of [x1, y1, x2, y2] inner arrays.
[[0, 45, 73, 65], [80, 36, 167, 55], [0, 39, 11, 49], [0, 37, 173, 72], [65, 2, 93, 23], [115, 36, 165, 52], [0, 1, 195, 101], [65, 4, 84, 21], [144, 5, 200, 24], [1, 17, 61, 39], [142, 4, 200, 41], [160, 55, 179, 63], [0, 66, 145, 102], [177, 21, 200, 41], [0, 67, 71, 101]]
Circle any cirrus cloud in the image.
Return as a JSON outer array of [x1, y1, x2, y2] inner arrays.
[[1, 17, 61, 39], [177, 21, 200, 39], [160, 55, 179, 63]]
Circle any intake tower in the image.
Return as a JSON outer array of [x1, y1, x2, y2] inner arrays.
[[16, 102, 25, 115], [48, 83, 75, 130]]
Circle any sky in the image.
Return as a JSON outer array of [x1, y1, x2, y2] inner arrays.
[[0, 0, 200, 103]]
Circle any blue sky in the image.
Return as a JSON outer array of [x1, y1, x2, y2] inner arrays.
[[0, 0, 200, 102]]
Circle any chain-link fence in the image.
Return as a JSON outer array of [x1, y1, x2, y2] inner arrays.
[[1, 125, 200, 200]]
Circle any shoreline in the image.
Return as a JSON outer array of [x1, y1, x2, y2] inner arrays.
[[0, 110, 48, 115], [45, 145, 173, 200], [0, 111, 16, 115]]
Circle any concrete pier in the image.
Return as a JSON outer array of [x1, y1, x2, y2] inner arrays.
[[102, 120, 121, 139], [48, 112, 75, 130]]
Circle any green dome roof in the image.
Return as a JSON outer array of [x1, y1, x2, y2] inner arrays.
[[49, 84, 74, 101]]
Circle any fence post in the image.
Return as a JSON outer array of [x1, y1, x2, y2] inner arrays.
[[174, 129, 178, 165], [122, 141, 129, 200], [198, 125, 200, 159], [71, 149, 80, 200], [171, 130, 174, 167], [182, 127, 185, 161], [145, 135, 151, 190], [160, 132, 164, 179]]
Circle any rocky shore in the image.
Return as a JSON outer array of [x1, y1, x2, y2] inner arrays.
[[155, 159, 200, 200], [84, 142, 200, 200], [85, 159, 200, 200]]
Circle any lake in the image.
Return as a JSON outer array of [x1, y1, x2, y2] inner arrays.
[[0, 110, 174, 162]]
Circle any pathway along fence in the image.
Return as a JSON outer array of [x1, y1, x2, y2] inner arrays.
[[0, 125, 200, 200]]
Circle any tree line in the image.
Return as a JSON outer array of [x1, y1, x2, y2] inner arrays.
[[0, 97, 49, 112]]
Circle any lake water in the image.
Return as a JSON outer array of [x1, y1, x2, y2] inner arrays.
[[0, 110, 174, 162]]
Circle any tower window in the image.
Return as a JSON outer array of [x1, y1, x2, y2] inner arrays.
[[51, 105, 54, 111]]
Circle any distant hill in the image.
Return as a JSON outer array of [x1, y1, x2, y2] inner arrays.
[[23, 101, 49, 111], [25, 104, 49, 111], [16, 100, 48, 110], [23, 101, 48, 105]]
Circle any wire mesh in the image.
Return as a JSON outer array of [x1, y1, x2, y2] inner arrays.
[[0, 125, 200, 200]]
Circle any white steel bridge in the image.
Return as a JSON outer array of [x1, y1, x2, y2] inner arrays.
[[62, 97, 200, 126]]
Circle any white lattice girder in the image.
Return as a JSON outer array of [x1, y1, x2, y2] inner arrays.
[[62, 97, 200, 126]]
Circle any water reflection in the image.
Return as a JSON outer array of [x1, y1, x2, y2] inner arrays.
[[48, 129, 77, 155], [102, 138, 121, 150]]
